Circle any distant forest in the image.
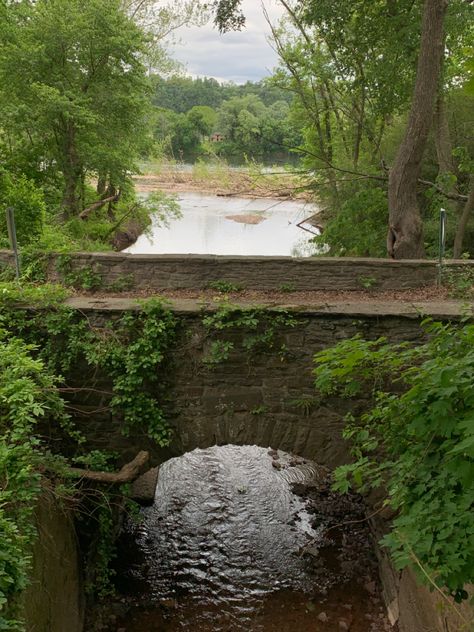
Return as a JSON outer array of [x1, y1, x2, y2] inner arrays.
[[150, 75, 293, 112], [149, 75, 301, 160]]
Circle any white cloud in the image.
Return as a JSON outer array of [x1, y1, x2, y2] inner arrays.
[[167, 0, 285, 84]]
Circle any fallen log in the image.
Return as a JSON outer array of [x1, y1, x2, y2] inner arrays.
[[79, 194, 120, 220], [67, 450, 149, 484]]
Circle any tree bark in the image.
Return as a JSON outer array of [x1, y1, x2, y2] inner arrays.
[[67, 451, 149, 484], [387, 0, 448, 259], [453, 177, 474, 258], [78, 194, 120, 220], [433, 93, 454, 175]]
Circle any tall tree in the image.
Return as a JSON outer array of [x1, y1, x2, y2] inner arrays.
[[387, 0, 449, 259], [0, 0, 150, 217]]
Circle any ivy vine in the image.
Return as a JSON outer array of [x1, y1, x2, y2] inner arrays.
[[201, 301, 300, 365]]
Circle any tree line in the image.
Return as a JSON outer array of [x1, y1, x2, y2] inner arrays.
[[216, 0, 474, 258], [0, 0, 473, 258]]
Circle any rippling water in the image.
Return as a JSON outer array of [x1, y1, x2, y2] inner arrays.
[[127, 446, 324, 630], [114, 445, 392, 632]]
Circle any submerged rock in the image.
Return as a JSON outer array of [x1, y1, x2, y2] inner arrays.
[[130, 467, 159, 505]]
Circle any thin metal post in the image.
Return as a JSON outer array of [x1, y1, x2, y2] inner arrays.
[[437, 208, 447, 287], [5, 207, 21, 282]]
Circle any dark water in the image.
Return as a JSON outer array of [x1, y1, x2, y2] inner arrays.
[[113, 446, 394, 632]]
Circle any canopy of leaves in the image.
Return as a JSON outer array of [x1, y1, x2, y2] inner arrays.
[[0, 0, 150, 214]]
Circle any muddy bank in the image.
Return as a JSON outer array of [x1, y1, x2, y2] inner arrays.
[[133, 168, 310, 201]]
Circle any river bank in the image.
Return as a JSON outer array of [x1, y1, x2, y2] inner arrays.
[[133, 162, 312, 201]]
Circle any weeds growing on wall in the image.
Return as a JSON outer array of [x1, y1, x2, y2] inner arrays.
[[3, 296, 178, 445], [313, 320, 474, 603], [0, 328, 75, 630], [0, 289, 180, 627], [201, 301, 300, 365]]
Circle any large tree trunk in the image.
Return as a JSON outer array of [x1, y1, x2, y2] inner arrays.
[[433, 93, 454, 175], [387, 0, 448, 259], [453, 177, 474, 258]]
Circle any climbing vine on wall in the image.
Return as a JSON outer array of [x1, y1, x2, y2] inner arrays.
[[201, 301, 300, 365], [313, 320, 474, 603], [0, 328, 73, 630], [0, 286, 180, 628], [2, 295, 178, 445]]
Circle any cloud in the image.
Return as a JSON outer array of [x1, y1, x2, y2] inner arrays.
[[167, 0, 285, 84]]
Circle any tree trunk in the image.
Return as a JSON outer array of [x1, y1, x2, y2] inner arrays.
[[433, 93, 454, 175], [66, 451, 149, 484], [96, 173, 107, 196], [453, 177, 474, 258], [387, 0, 448, 259], [61, 123, 82, 218]]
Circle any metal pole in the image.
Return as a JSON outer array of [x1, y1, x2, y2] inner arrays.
[[5, 207, 21, 282], [437, 208, 447, 287]]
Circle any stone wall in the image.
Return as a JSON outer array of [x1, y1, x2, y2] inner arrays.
[[22, 491, 84, 632], [1, 249, 473, 291], [64, 301, 443, 470]]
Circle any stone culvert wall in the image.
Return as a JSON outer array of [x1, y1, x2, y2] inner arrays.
[[1, 250, 474, 291], [22, 492, 84, 632], [63, 303, 439, 470]]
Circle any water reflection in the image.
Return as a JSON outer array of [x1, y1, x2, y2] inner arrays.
[[126, 193, 319, 256], [123, 446, 322, 630], [115, 446, 390, 632]]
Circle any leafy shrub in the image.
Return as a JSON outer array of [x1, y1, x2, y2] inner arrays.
[[315, 187, 388, 257], [0, 172, 45, 247], [314, 321, 474, 601], [0, 329, 69, 628]]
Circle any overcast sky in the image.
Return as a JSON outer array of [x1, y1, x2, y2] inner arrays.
[[167, 0, 286, 84]]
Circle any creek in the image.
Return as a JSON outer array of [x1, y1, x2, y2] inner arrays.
[[125, 193, 318, 256], [112, 445, 394, 632]]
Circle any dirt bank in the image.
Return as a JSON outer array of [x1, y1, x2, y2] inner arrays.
[[133, 167, 311, 201]]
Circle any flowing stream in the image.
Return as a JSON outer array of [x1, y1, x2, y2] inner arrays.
[[125, 193, 319, 256], [113, 446, 393, 632]]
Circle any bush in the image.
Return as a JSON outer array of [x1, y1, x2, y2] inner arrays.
[[314, 187, 388, 257], [0, 172, 45, 247], [313, 321, 474, 601]]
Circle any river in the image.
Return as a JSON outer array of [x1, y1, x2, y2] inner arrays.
[[111, 445, 394, 632], [125, 193, 319, 257]]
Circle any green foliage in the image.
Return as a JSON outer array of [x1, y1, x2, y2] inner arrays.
[[0, 0, 150, 216], [314, 188, 388, 257], [443, 267, 474, 300], [0, 172, 45, 247], [0, 282, 69, 308], [202, 302, 299, 365], [208, 280, 243, 293], [55, 255, 104, 291], [0, 295, 180, 622], [313, 322, 474, 599], [150, 75, 293, 114], [278, 282, 296, 293], [0, 329, 71, 629], [358, 275, 377, 290], [3, 299, 178, 445], [150, 77, 299, 160]]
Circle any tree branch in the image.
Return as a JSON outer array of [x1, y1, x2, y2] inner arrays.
[[67, 450, 149, 483]]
